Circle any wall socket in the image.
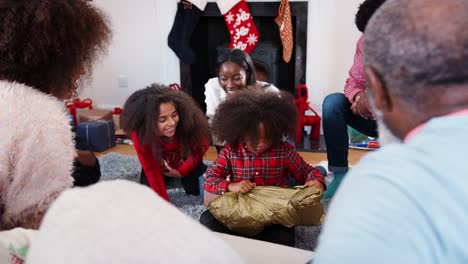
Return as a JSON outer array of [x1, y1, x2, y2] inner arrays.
[[118, 75, 128, 89]]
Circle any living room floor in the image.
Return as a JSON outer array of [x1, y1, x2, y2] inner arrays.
[[96, 144, 370, 166]]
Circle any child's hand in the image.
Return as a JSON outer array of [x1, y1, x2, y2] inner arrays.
[[227, 180, 255, 193], [162, 160, 182, 178], [304, 180, 324, 191]]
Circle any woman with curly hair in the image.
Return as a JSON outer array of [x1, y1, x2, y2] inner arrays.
[[121, 84, 211, 201], [200, 90, 327, 246], [204, 48, 279, 151], [0, 0, 111, 230]]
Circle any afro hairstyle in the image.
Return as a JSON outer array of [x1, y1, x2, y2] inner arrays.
[[212, 90, 298, 147], [355, 0, 387, 32]]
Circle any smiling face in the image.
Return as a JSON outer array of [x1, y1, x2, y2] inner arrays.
[[218, 61, 248, 94], [156, 102, 179, 139], [245, 123, 273, 155]]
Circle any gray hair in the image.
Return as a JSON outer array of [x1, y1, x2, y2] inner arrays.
[[363, 0, 468, 108]]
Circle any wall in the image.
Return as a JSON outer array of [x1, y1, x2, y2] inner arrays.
[[83, 0, 363, 113]]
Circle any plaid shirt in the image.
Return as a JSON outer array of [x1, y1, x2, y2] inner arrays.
[[344, 35, 366, 103], [202, 142, 325, 194]]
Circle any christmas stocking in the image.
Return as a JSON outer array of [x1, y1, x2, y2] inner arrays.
[[167, 0, 202, 64], [218, 0, 259, 54], [275, 0, 293, 63]]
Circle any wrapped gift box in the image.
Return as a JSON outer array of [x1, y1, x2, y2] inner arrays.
[[76, 120, 116, 152], [64, 98, 93, 126]]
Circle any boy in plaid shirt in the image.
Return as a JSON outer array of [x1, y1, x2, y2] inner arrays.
[[200, 90, 326, 247]]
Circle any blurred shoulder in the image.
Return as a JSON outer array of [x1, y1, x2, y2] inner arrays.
[[0, 81, 70, 127], [257, 81, 279, 93]]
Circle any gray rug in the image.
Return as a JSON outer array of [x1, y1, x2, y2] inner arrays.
[[98, 152, 328, 251]]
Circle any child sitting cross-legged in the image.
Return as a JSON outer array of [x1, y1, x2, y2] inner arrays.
[[121, 84, 211, 201], [200, 90, 326, 247]]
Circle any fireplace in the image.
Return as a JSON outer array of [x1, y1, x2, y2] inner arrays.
[[180, 1, 308, 113]]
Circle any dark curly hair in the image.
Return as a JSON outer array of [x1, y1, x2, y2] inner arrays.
[[121, 84, 211, 158], [216, 48, 257, 87], [0, 0, 111, 98], [212, 90, 297, 147], [355, 0, 386, 32]]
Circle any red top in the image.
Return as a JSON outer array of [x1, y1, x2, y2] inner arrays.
[[344, 35, 366, 103], [132, 131, 209, 201], [202, 142, 325, 194]]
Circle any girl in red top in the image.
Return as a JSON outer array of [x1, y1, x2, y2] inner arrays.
[[200, 90, 326, 247], [121, 84, 210, 201]]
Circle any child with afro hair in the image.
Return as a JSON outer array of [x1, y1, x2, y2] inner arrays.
[[200, 90, 327, 247], [121, 84, 211, 201]]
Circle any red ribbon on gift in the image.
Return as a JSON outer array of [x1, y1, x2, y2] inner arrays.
[[113, 107, 122, 115], [65, 98, 93, 126]]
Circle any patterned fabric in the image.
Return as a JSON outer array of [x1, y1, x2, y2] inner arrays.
[[275, 0, 293, 63], [223, 0, 259, 54], [10, 252, 24, 264], [202, 142, 325, 194], [344, 35, 366, 104], [0, 228, 37, 264]]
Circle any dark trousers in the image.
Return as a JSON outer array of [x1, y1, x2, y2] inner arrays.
[[72, 159, 101, 187], [199, 210, 296, 247], [140, 161, 207, 195], [322, 93, 378, 171]]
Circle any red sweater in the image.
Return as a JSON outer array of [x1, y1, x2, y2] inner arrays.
[[132, 131, 208, 201]]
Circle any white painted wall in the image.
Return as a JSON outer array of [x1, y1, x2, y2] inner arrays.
[[83, 0, 363, 114]]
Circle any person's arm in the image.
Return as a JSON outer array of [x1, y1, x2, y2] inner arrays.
[[177, 137, 209, 176], [344, 35, 366, 104], [313, 162, 423, 264], [351, 91, 375, 120], [259, 81, 280, 93], [202, 146, 233, 194], [131, 132, 169, 201], [284, 143, 325, 189], [76, 150, 97, 167]]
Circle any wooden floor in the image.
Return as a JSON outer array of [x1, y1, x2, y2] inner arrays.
[[96, 144, 370, 166]]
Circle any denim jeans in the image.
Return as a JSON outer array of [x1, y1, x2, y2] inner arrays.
[[322, 93, 378, 172]]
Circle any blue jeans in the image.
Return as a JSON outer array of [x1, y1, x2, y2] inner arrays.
[[322, 93, 378, 172]]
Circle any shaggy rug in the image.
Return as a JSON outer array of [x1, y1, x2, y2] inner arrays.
[[98, 152, 328, 251]]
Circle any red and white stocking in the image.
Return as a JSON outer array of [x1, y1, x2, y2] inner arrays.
[[218, 0, 259, 54]]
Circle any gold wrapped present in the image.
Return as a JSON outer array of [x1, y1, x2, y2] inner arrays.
[[208, 186, 325, 236]]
